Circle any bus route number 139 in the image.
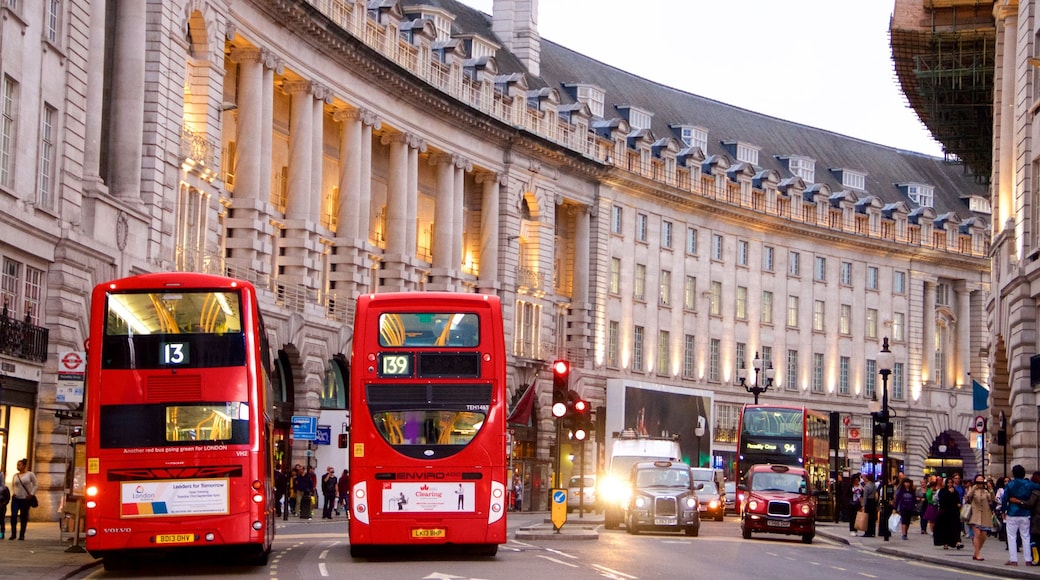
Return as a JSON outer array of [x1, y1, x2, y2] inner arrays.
[[161, 342, 190, 365], [380, 353, 412, 377]]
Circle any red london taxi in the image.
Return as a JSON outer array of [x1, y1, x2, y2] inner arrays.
[[740, 464, 816, 543]]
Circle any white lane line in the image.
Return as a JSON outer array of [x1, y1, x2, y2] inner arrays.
[[590, 563, 638, 578], [536, 554, 579, 568], [544, 547, 579, 559], [318, 562, 329, 576]]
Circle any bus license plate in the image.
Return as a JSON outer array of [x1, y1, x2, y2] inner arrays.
[[155, 533, 195, 544], [767, 520, 791, 528], [411, 528, 445, 539]]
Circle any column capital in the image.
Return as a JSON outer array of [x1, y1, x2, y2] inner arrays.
[[229, 46, 263, 64], [428, 153, 455, 166], [282, 79, 312, 95], [452, 154, 472, 172], [260, 48, 285, 74], [474, 170, 503, 185], [333, 107, 362, 123], [311, 82, 334, 104], [380, 131, 410, 146], [360, 108, 382, 129], [406, 133, 427, 152]]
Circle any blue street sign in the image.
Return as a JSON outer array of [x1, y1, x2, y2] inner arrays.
[[291, 415, 317, 441], [315, 425, 331, 446], [553, 490, 567, 504]]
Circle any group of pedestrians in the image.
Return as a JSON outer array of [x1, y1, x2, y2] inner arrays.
[[837, 464, 1040, 567], [274, 464, 350, 520]]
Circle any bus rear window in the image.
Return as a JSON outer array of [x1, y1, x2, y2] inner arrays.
[[378, 312, 479, 347], [99, 403, 250, 448], [373, 410, 486, 447], [106, 291, 242, 336]]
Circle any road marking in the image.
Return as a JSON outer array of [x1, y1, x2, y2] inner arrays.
[[590, 563, 638, 578], [857, 573, 877, 578], [544, 547, 579, 559], [536, 555, 579, 568]]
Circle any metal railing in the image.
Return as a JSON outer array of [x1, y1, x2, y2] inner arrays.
[[0, 314, 49, 362]]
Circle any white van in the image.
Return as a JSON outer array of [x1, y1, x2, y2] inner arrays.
[[601, 432, 682, 529]]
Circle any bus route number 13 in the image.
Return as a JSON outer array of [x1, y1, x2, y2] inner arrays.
[[161, 342, 190, 365]]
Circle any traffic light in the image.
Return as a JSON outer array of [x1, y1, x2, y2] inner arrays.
[[552, 360, 570, 405], [572, 396, 590, 441]]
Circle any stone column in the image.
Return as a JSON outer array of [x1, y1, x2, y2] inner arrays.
[[994, 4, 1017, 233], [335, 109, 363, 241], [108, 1, 147, 199], [229, 47, 264, 204], [572, 204, 591, 307], [452, 156, 471, 269], [383, 132, 410, 257], [956, 283, 972, 384], [83, 0, 107, 183], [357, 111, 378, 243], [923, 281, 936, 387], [476, 171, 501, 291], [259, 50, 281, 208], [430, 153, 455, 272], [312, 83, 331, 226], [405, 135, 426, 258], [284, 80, 314, 221]]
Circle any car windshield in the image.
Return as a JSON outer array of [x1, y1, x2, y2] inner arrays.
[[635, 468, 690, 488], [699, 481, 718, 495], [750, 472, 807, 494], [569, 476, 594, 488], [725, 481, 736, 493]]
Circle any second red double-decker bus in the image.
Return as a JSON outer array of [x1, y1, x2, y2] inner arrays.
[[736, 405, 830, 491], [83, 273, 275, 569], [348, 292, 508, 557]]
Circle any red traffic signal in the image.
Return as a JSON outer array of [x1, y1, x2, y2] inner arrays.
[[552, 359, 571, 404], [573, 399, 589, 415]]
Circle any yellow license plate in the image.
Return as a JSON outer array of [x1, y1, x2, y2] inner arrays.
[[155, 533, 195, 544], [411, 528, 445, 539]]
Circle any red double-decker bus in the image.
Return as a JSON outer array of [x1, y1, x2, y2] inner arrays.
[[348, 292, 508, 557], [83, 273, 275, 569], [736, 405, 830, 491]]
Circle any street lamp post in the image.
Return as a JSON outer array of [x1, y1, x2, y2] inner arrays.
[[737, 352, 775, 404], [877, 337, 895, 542]]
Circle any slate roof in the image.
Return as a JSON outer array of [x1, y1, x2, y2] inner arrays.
[[426, 0, 988, 220]]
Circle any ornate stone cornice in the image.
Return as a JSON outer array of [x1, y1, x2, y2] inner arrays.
[[229, 46, 263, 64]]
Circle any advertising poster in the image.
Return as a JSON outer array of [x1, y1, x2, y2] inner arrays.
[[605, 380, 714, 468], [381, 481, 475, 513], [120, 479, 229, 517]]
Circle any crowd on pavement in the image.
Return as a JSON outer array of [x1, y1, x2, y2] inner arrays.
[[832, 463, 1040, 567], [274, 463, 351, 521]]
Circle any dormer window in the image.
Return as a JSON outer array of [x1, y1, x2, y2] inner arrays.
[[617, 106, 653, 130], [565, 84, 605, 118], [673, 125, 708, 152], [409, 8, 455, 41], [896, 182, 934, 208], [782, 156, 815, 183], [457, 34, 500, 60], [722, 141, 759, 165], [840, 170, 866, 190]]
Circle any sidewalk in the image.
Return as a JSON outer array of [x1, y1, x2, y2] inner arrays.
[[814, 520, 1040, 579], [0, 521, 100, 579]]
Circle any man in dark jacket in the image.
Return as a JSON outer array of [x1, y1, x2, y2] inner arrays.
[[321, 467, 338, 519]]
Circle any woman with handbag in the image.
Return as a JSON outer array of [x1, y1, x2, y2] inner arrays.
[[965, 474, 996, 561], [849, 474, 863, 536], [9, 458, 37, 541], [935, 476, 964, 549]]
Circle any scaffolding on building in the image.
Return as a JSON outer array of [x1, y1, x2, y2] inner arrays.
[[890, 0, 995, 181]]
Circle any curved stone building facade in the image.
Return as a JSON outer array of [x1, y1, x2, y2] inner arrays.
[[0, 0, 989, 518]]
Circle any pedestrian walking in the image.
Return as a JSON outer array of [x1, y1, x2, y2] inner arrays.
[[916, 476, 930, 534], [295, 466, 316, 520], [965, 473, 995, 561], [337, 469, 350, 516], [9, 458, 37, 541], [321, 467, 338, 519], [894, 477, 917, 540], [287, 464, 301, 516], [861, 473, 878, 538], [1002, 464, 1040, 566], [274, 464, 287, 517], [513, 476, 523, 512], [924, 478, 941, 535], [933, 476, 963, 549], [995, 476, 1011, 543], [849, 473, 863, 536]]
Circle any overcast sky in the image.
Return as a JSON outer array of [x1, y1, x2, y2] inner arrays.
[[458, 0, 944, 157]]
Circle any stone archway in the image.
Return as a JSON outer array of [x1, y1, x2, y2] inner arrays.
[[925, 430, 979, 479]]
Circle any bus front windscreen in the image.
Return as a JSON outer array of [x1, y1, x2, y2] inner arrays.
[[740, 408, 804, 463]]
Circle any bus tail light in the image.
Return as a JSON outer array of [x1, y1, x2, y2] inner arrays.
[[352, 481, 369, 525], [252, 521, 263, 530], [251, 480, 264, 503], [488, 481, 505, 524]]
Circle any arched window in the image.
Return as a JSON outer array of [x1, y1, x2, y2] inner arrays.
[[321, 355, 349, 409]]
